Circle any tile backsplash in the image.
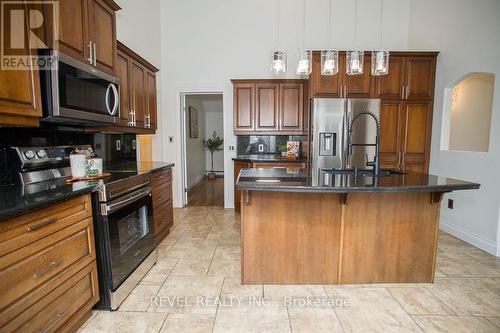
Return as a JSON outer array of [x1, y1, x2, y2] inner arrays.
[[237, 135, 307, 156]]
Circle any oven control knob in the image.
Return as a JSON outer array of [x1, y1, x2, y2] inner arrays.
[[36, 149, 47, 158], [24, 150, 36, 160]]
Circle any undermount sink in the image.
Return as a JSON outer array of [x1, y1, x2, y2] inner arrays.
[[321, 168, 405, 177]]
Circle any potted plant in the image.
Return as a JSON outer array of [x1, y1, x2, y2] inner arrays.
[[203, 131, 224, 180], [278, 144, 288, 157]]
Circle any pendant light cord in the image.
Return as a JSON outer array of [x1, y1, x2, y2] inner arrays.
[[379, 0, 384, 48], [354, 0, 358, 48], [276, 0, 280, 48], [302, 0, 306, 49], [328, 0, 332, 48]]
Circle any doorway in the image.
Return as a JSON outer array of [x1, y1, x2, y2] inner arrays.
[[181, 93, 224, 207]]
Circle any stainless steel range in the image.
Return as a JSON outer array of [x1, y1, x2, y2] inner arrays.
[[10, 145, 157, 310]]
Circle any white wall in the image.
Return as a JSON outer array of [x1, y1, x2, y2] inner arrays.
[[156, 0, 411, 212], [203, 99, 224, 173], [185, 97, 207, 188], [408, 0, 500, 255]]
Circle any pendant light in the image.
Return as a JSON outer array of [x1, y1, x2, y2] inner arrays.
[[371, 0, 389, 76], [321, 0, 338, 75], [296, 0, 312, 75], [271, 0, 286, 75], [346, 0, 364, 75]]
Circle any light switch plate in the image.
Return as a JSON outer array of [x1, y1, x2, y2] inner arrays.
[[258, 144, 264, 152], [116, 140, 121, 151], [228, 145, 235, 151], [169, 136, 174, 143]]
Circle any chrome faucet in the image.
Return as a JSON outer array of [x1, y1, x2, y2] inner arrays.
[[347, 111, 381, 176]]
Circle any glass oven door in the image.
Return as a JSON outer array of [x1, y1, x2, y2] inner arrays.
[[105, 187, 156, 291]]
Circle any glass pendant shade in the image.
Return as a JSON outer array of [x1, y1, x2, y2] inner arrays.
[[296, 50, 312, 75], [270, 50, 287, 75], [320, 50, 338, 75], [371, 50, 389, 76], [346, 50, 364, 75]]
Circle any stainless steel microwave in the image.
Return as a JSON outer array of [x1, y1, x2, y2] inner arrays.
[[40, 51, 120, 125]]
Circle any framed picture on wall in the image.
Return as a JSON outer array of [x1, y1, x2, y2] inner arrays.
[[189, 106, 198, 138]]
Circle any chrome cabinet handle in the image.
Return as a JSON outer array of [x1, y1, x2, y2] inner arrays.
[[34, 260, 62, 278], [405, 85, 409, 99], [93, 42, 97, 66], [87, 41, 93, 65], [28, 218, 57, 232], [133, 110, 137, 126], [401, 86, 405, 99]]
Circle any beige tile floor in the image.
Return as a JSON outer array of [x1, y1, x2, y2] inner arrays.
[[80, 206, 500, 333]]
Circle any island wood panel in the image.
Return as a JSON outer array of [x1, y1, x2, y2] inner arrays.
[[233, 161, 251, 213], [241, 191, 341, 284], [339, 192, 440, 284]]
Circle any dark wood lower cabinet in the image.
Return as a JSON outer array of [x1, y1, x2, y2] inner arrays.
[[152, 168, 174, 244], [0, 195, 99, 332]]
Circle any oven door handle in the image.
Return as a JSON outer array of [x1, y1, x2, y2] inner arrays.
[[103, 187, 151, 215]]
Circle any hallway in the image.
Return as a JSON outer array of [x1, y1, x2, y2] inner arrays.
[[187, 178, 224, 207]]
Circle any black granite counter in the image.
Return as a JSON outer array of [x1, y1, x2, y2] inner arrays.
[[0, 180, 98, 222], [104, 161, 175, 173], [236, 168, 480, 193], [233, 155, 306, 163]]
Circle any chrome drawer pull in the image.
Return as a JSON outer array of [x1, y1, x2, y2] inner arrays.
[[34, 260, 62, 278], [40, 311, 66, 333], [28, 218, 57, 232]]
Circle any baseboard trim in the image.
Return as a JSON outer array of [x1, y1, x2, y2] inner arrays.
[[440, 218, 497, 256]]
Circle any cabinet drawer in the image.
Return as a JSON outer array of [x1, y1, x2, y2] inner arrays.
[[154, 206, 173, 235], [0, 195, 92, 256], [2, 262, 99, 333], [153, 185, 172, 208], [152, 169, 172, 187], [0, 219, 95, 311]]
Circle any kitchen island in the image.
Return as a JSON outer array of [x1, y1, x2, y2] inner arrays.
[[236, 168, 479, 285]]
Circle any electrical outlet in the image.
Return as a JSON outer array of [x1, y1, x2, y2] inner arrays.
[[448, 199, 454, 209], [169, 136, 174, 143], [258, 144, 264, 152], [116, 140, 121, 151]]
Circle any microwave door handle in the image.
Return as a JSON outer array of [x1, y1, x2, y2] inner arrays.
[[105, 84, 112, 115], [110, 84, 119, 115]]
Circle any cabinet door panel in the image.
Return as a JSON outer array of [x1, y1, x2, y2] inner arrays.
[[146, 71, 157, 129], [131, 61, 146, 127], [310, 53, 343, 97], [374, 56, 405, 99], [88, 0, 116, 74], [402, 101, 432, 173], [56, 0, 89, 64], [345, 54, 374, 98], [379, 101, 402, 170], [279, 83, 303, 132], [405, 57, 435, 100], [116, 50, 131, 126], [233, 84, 254, 132], [255, 83, 279, 131]]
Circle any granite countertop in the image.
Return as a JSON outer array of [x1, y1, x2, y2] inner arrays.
[[104, 161, 175, 173], [233, 155, 306, 163], [0, 161, 174, 222], [236, 168, 480, 193], [0, 180, 98, 222]]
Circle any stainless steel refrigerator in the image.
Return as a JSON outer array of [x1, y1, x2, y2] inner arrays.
[[310, 98, 380, 185]]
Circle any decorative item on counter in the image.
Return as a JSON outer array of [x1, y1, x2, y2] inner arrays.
[[278, 144, 288, 157], [203, 131, 223, 180], [287, 141, 300, 158], [69, 149, 87, 178]]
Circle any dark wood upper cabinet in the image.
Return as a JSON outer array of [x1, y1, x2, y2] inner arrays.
[[116, 49, 131, 126], [405, 57, 435, 100], [146, 70, 157, 130], [56, 0, 89, 63], [87, 0, 117, 74], [131, 60, 146, 128], [255, 83, 279, 131], [374, 56, 406, 100], [0, 2, 42, 127], [344, 53, 374, 98], [233, 84, 255, 132], [310, 52, 343, 98], [279, 83, 304, 131], [54, 0, 119, 75], [232, 80, 308, 135]]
